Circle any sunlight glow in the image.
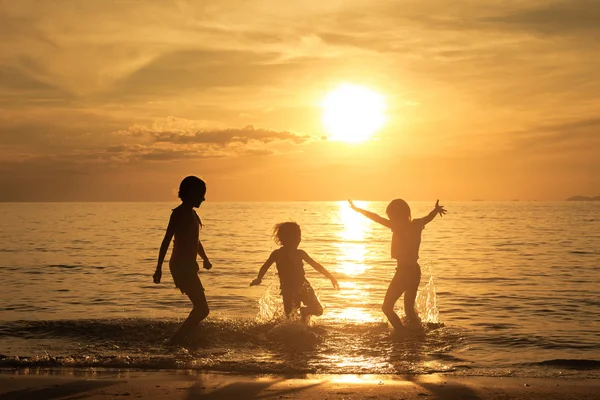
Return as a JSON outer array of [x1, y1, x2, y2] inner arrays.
[[336, 201, 370, 276], [329, 307, 378, 323], [321, 84, 386, 143]]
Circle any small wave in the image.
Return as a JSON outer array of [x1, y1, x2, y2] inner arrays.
[[48, 264, 80, 269], [529, 359, 600, 370], [472, 332, 600, 351], [0, 318, 463, 374], [46, 264, 107, 270]]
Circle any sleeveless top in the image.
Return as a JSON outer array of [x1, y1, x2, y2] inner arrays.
[[391, 219, 424, 266], [274, 248, 305, 293], [170, 207, 200, 272]]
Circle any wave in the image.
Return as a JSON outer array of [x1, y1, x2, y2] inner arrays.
[[529, 359, 600, 370], [0, 318, 456, 374]]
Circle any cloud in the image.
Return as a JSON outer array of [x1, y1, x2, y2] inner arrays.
[[152, 126, 308, 145], [511, 117, 600, 154], [108, 49, 322, 100], [107, 122, 310, 161], [116, 121, 310, 146], [482, 1, 600, 37]]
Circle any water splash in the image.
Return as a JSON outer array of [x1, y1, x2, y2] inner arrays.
[[394, 272, 439, 325], [416, 275, 439, 324], [255, 281, 284, 323]]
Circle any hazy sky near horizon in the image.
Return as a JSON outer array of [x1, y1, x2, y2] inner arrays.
[[1, 0, 599, 201]]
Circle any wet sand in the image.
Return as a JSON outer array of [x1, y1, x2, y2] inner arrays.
[[1, 371, 599, 400]]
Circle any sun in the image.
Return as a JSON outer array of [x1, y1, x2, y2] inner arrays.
[[321, 83, 386, 143]]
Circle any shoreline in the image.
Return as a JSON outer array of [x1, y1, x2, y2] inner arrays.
[[1, 371, 599, 400]]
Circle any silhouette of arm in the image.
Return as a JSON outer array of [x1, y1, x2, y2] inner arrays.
[[421, 199, 447, 226], [250, 250, 277, 286], [198, 241, 212, 270], [153, 212, 177, 283], [348, 200, 392, 228], [301, 250, 340, 289]]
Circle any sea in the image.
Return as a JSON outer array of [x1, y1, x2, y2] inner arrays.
[[1, 201, 599, 378]]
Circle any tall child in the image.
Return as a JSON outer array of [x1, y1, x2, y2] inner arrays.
[[153, 176, 212, 344]]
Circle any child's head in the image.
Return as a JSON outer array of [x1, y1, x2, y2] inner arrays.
[[273, 221, 301, 248], [178, 176, 206, 207], [386, 199, 411, 222]]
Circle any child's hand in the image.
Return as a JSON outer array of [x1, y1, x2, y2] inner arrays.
[[330, 277, 340, 290], [250, 278, 262, 287], [203, 259, 213, 270], [348, 199, 357, 210], [153, 268, 162, 284], [434, 200, 447, 217]]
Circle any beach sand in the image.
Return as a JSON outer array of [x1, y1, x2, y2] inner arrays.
[[1, 371, 599, 400]]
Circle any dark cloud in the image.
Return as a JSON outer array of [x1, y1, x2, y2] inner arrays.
[[150, 125, 309, 145], [116, 123, 309, 145], [483, 1, 600, 36], [106, 124, 308, 160]]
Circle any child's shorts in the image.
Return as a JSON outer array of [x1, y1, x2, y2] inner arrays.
[[391, 263, 422, 292], [281, 279, 323, 316], [169, 262, 204, 295]]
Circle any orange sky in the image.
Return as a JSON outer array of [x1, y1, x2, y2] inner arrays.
[[1, 0, 599, 201]]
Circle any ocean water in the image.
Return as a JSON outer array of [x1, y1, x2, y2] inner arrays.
[[0, 201, 599, 378]]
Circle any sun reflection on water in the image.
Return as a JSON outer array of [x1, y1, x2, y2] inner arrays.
[[328, 307, 378, 323], [329, 201, 378, 323], [335, 201, 371, 276]]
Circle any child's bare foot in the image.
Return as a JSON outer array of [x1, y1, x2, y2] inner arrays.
[[166, 332, 191, 346], [300, 307, 312, 325], [403, 314, 423, 331]]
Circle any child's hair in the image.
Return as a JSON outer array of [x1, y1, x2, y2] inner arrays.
[[386, 199, 411, 222], [178, 176, 206, 201], [273, 221, 301, 246]]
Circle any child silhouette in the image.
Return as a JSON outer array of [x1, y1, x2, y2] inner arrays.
[[349, 199, 446, 330], [251, 222, 339, 323], [153, 176, 212, 344]]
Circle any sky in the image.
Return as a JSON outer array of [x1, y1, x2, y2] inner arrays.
[[1, 0, 599, 201]]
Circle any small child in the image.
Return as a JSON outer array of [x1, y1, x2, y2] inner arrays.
[[349, 199, 446, 330], [250, 222, 339, 323], [153, 176, 212, 344]]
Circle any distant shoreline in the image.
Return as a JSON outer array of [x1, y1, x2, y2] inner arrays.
[[566, 196, 600, 201]]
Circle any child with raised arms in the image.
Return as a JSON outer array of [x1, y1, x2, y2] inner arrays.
[[349, 199, 446, 330]]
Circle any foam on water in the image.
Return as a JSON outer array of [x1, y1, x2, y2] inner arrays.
[[0, 317, 460, 374]]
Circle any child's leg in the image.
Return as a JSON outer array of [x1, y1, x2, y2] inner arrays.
[[300, 283, 323, 322], [403, 265, 422, 323], [403, 289, 419, 322], [282, 292, 298, 318], [170, 278, 209, 344], [382, 273, 405, 330]]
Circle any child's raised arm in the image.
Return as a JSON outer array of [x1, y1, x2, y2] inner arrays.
[[300, 250, 340, 290], [348, 200, 392, 228], [153, 213, 177, 284], [420, 199, 447, 226], [250, 251, 277, 286]]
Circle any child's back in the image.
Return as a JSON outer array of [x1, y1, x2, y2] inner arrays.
[[170, 204, 201, 269], [391, 219, 425, 266], [272, 247, 306, 294], [250, 222, 339, 322]]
